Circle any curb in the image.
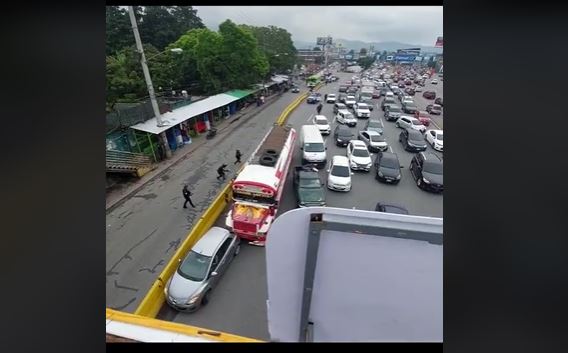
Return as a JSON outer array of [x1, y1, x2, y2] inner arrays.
[[106, 93, 287, 213]]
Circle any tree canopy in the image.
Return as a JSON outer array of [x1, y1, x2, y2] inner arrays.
[[239, 24, 297, 75]]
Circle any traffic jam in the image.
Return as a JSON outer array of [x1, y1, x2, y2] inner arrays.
[[161, 62, 443, 319]]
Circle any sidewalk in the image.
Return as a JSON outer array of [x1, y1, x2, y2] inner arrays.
[[106, 92, 287, 212]]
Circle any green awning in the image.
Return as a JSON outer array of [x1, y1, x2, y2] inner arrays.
[[225, 89, 257, 99]]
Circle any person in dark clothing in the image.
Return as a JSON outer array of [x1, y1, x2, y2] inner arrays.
[[217, 164, 229, 180], [234, 149, 242, 164], [316, 103, 323, 115], [182, 185, 195, 208], [324, 93, 328, 102]]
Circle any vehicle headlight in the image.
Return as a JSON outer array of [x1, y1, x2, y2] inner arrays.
[[187, 295, 200, 304], [350, 161, 357, 168], [396, 174, 401, 180], [423, 177, 431, 184], [366, 162, 372, 167], [378, 171, 384, 177]]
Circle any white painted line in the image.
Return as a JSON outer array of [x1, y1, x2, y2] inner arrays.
[[389, 146, 393, 153], [430, 119, 442, 130], [306, 113, 314, 123]]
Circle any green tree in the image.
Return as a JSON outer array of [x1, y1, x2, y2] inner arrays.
[[106, 47, 146, 111], [218, 20, 269, 90], [193, 29, 228, 94], [313, 46, 322, 51], [239, 25, 297, 74], [357, 56, 374, 70], [360, 48, 368, 57], [106, 6, 135, 56]]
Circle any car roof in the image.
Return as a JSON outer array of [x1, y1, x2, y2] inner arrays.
[[191, 227, 229, 256], [379, 151, 398, 160], [336, 125, 352, 132], [315, 115, 327, 119], [407, 128, 423, 137], [422, 152, 443, 163], [427, 129, 443, 134], [350, 140, 367, 148], [332, 155, 349, 165], [364, 130, 381, 136]]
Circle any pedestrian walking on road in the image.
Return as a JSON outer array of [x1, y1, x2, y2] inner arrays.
[[234, 149, 242, 165], [217, 164, 229, 181], [316, 103, 323, 115], [324, 93, 328, 102], [182, 185, 195, 208]]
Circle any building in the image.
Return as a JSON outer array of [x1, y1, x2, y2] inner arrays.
[[297, 49, 324, 64]]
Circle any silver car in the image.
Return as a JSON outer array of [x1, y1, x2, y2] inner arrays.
[[164, 227, 240, 312]]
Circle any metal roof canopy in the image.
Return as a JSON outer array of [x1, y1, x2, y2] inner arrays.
[[130, 89, 257, 135], [266, 207, 443, 342]]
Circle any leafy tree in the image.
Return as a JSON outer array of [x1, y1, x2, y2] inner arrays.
[[106, 46, 146, 111], [218, 20, 269, 90], [239, 25, 297, 74], [313, 46, 322, 51], [360, 48, 368, 57], [193, 29, 228, 94], [357, 56, 375, 70], [106, 6, 136, 56]]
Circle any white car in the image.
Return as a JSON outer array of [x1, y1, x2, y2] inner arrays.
[[431, 79, 438, 84], [358, 130, 388, 152], [414, 85, 423, 92], [327, 155, 353, 192], [425, 129, 443, 152], [353, 103, 371, 118], [313, 115, 331, 135], [345, 95, 357, 108], [346, 140, 373, 172], [395, 116, 426, 133], [326, 94, 337, 103], [402, 97, 414, 105], [335, 109, 357, 127]]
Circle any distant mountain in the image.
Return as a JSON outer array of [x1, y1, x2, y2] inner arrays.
[[293, 38, 442, 54]]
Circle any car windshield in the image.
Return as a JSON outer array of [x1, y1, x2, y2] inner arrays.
[[331, 165, 350, 177], [370, 135, 385, 142], [380, 157, 399, 169], [300, 176, 322, 188], [352, 148, 369, 157], [339, 131, 354, 138], [358, 104, 368, 109], [368, 121, 382, 128], [304, 142, 325, 152], [344, 113, 355, 120], [409, 132, 424, 142], [316, 118, 328, 124], [389, 106, 401, 112], [178, 250, 212, 282], [411, 120, 423, 125], [424, 161, 443, 174]]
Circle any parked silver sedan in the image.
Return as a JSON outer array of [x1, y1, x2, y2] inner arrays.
[[164, 227, 240, 312]]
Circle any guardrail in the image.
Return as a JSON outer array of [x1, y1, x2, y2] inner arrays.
[[133, 89, 311, 321]]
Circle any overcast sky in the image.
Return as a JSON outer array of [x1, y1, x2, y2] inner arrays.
[[194, 6, 442, 46]]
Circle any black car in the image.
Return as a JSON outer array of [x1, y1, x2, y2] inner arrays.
[[373, 151, 402, 184], [401, 101, 418, 114], [381, 97, 396, 111], [434, 97, 443, 106], [384, 104, 402, 121], [375, 203, 409, 215], [338, 93, 348, 104], [409, 152, 443, 193], [334, 125, 355, 147], [399, 128, 427, 152], [380, 87, 389, 96], [347, 86, 358, 94]]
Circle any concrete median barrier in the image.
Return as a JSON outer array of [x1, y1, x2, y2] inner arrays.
[[134, 182, 233, 318]]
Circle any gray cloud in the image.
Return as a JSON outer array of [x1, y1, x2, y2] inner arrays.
[[194, 6, 442, 46]]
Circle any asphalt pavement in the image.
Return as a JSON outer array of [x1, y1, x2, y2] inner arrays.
[[106, 89, 303, 313], [163, 68, 443, 340]]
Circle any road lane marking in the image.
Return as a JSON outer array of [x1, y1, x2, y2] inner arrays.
[[306, 113, 314, 122], [430, 119, 442, 130], [389, 146, 393, 153]]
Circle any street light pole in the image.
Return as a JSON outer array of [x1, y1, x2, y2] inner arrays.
[[128, 6, 172, 158]]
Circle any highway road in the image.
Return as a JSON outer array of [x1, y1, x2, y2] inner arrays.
[[106, 87, 303, 313], [162, 68, 443, 340]]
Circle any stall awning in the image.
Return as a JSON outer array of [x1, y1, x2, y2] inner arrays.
[[130, 93, 242, 135], [225, 89, 257, 99]]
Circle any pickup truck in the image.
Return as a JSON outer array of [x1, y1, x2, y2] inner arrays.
[[293, 165, 326, 207]]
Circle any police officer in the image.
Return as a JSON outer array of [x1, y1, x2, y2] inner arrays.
[[182, 185, 195, 208]]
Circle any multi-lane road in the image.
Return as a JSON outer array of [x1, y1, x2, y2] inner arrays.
[[158, 68, 444, 340]]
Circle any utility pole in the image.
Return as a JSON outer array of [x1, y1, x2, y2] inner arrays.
[[128, 6, 172, 159]]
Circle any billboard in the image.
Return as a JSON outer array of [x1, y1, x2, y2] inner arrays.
[[317, 36, 333, 45], [435, 36, 443, 47], [386, 55, 394, 61], [394, 55, 416, 61]]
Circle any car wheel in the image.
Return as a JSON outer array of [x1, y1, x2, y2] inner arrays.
[[201, 290, 212, 306], [417, 178, 423, 188], [234, 244, 240, 256], [395, 122, 399, 128]]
